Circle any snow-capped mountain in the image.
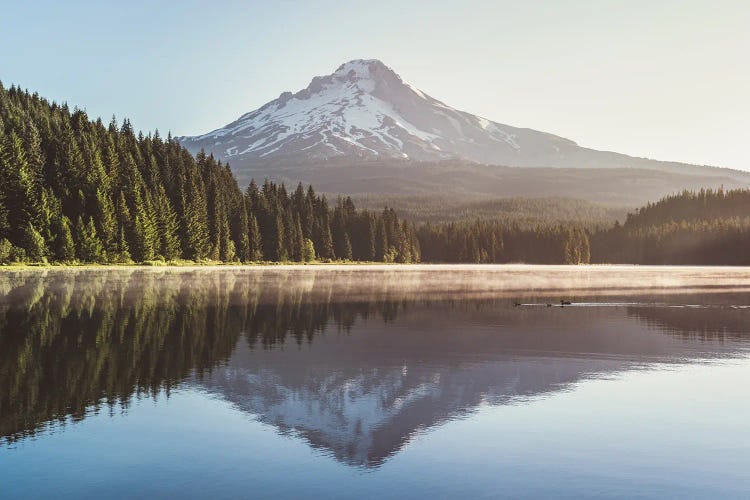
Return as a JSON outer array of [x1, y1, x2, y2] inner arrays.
[[178, 59, 586, 166], [179, 59, 748, 201]]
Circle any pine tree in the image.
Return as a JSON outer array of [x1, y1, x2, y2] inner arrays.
[[113, 191, 132, 262], [274, 212, 287, 261], [235, 198, 251, 262], [153, 186, 181, 260], [183, 174, 210, 260], [22, 119, 44, 197], [318, 212, 334, 260], [95, 187, 117, 255], [0, 132, 42, 246], [22, 223, 46, 262], [302, 238, 315, 262], [375, 220, 388, 262], [342, 233, 353, 261], [53, 215, 76, 262], [0, 196, 8, 239], [248, 214, 263, 261], [75, 217, 104, 263], [0, 238, 12, 263], [292, 215, 305, 261]]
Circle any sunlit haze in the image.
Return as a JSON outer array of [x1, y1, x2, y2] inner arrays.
[[1, 0, 748, 169]]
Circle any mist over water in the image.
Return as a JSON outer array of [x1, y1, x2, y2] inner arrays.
[[1, 266, 750, 498]]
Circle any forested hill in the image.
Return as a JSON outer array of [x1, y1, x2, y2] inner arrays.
[[591, 188, 750, 265], [0, 83, 420, 264], [620, 188, 750, 228]]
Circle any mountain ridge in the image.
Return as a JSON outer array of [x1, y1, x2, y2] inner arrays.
[[179, 59, 748, 205], [179, 59, 731, 173]]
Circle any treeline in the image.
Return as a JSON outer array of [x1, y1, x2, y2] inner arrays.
[[417, 220, 590, 264], [247, 181, 419, 263], [591, 188, 750, 265], [354, 194, 624, 228], [0, 83, 419, 263], [415, 188, 750, 265]]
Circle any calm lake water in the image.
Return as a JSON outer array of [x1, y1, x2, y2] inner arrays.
[[1, 265, 750, 499]]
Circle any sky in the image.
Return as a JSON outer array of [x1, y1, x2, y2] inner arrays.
[[1, 0, 748, 170]]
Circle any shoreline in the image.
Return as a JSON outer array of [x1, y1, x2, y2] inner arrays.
[[3, 263, 750, 271]]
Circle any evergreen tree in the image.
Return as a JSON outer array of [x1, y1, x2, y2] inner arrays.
[[51, 214, 75, 262], [292, 215, 305, 261], [152, 186, 181, 260], [22, 223, 46, 262], [95, 187, 117, 255], [75, 217, 104, 263], [0, 132, 42, 246], [183, 174, 210, 260], [113, 191, 132, 262], [302, 238, 316, 262], [248, 214, 263, 261], [375, 220, 388, 262], [235, 198, 251, 262]]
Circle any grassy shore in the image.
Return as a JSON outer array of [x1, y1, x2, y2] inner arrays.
[[0, 260, 399, 269]]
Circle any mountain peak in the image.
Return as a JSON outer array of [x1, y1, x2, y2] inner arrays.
[[333, 59, 394, 80], [179, 60, 579, 169]]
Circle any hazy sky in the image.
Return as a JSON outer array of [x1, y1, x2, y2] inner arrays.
[[2, 0, 748, 169]]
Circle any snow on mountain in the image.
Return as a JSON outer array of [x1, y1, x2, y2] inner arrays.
[[178, 59, 579, 166], [178, 57, 748, 200]]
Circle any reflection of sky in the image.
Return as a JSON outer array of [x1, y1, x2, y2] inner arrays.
[[4, 359, 749, 499]]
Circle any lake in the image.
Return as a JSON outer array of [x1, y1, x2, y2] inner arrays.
[[1, 265, 750, 499]]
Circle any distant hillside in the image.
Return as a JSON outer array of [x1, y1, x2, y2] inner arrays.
[[591, 188, 750, 265], [352, 195, 626, 228], [620, 188, 750, 228], [243, 159, 750, 207]]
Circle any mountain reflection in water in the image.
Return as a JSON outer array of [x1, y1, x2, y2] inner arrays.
[[1, 267, 749, 468]]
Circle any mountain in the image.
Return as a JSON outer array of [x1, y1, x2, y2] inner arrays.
[[179, 60, 747, 183], [180, 59, 585, 166]]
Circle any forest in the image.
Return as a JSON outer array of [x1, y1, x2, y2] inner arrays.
[[0, 83, 418, 264], [0, 82, 747, 265], [590, 188, 750, 265], [419, 188, 750, 265]]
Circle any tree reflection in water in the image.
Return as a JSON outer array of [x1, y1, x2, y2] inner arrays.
[[1, 268, 749, 466]]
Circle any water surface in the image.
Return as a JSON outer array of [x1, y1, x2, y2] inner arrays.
[[1, 266, 750, 498]]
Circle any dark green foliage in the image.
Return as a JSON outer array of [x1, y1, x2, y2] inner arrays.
[[248, 214, 263, 261], [22, 223, 46, 262], [0, 238, 11, 263], [233, 197, 251, 262], [417, 220, 590, 264], [153, 186, 182, 260], [302, 238, 316, 262], [50, 214, 75, 262], [590, 188, 750, 265], [353, 194, 625, 228], [75, 217, 104, 263]]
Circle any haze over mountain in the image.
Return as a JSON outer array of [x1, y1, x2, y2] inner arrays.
[[180, 59, 749, 205]]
